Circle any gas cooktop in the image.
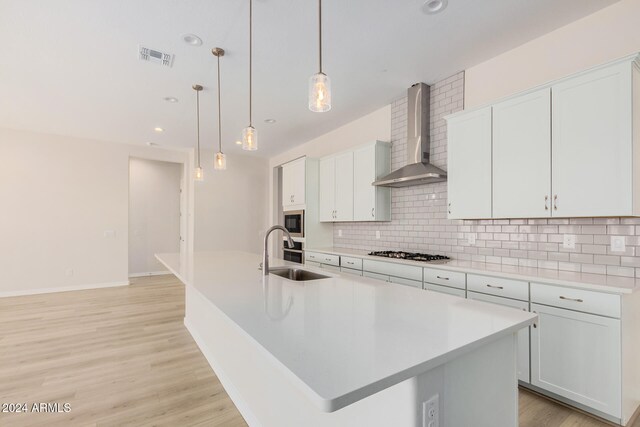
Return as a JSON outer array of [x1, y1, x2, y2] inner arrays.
[[368, 251, 450, 263]]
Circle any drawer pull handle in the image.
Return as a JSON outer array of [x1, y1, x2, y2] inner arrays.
[[325, 258, 332, 262], [486, 284, 504, 290], [436, 276, 449, 280], [559, 296, 583, 303], [347, 261, 354, 265]]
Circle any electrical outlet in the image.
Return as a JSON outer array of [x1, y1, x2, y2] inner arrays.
[[338, 229, 343, 237], [375, 230, 381, 239], [65, 268, 74, 277], [611, 236, 626, 252], [422, 394, 439, 427], [563, 234, 576, 249], [467, 233, 476, 245]]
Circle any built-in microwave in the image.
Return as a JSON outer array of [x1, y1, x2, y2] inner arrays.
[[283, 210, 304, 238]]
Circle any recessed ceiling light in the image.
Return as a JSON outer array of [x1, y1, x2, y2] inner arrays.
[[182, 34, 203, 46], [422, 0, 448, 14], [154, 127, 164, 133], [235, 140, 242, 145], [264, 119, 276, 124], [163, 96, 179, 103]]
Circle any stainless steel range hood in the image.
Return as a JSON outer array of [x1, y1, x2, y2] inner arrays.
[[373, 82, 447, 188]]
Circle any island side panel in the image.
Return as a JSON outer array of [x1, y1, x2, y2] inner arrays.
[[184, 284, 519, 427]]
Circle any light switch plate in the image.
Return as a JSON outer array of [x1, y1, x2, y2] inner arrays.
[[338, 229, 343, 237], [375, 230, 381, 240], [563, 234, 576, 249], [104, 230, 116, 238], [467, 233, 476, 245], [611, 236, 626, 252]]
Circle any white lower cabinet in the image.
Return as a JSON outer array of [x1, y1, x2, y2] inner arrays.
[[530, 302, 621, 419], [468, 291, 530, 383], [340, 267, 363, 276], [424, 282, 465, 298]]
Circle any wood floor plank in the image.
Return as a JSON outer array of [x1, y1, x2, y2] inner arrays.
[[1, 274, 637, 426]]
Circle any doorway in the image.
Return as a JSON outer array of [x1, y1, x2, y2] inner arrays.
[[128, 158, 184, 277]]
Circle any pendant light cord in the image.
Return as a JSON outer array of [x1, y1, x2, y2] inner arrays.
[[217, 54, 222, 153], [249, 0, 253, 127], [196, 89, 201, 168], [319, 0, 322, 73]]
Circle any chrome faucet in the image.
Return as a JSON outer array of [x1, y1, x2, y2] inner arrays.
[[262, 225, 295, 275]]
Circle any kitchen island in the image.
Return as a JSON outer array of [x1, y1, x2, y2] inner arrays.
[[157, 251, 536, 427]]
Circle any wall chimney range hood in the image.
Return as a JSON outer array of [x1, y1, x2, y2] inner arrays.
[[373, 82, 447, 188]]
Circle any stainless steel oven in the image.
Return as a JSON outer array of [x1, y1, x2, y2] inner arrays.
[[283, 210, 304, 238], [283, 240, 304, 264]]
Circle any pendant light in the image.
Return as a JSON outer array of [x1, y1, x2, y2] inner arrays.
[[192, 84, 204, 181], [242, 0, 258, 151], [212, 47, 227, 170], [309, 0, 331, 112]]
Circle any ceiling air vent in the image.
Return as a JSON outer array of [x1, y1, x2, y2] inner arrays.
[[138, 45, 174, 67]]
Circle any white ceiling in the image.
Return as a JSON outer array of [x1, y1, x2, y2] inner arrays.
[[0, 0, 618, 157]]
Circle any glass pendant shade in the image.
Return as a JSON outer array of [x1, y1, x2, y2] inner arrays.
[[309, 72, 331, 112], [194, 166, 204, 181], [214, 152, 227, 170], [242, 126, 258, 151]]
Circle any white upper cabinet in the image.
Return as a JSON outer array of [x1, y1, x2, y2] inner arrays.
[[447, 106, 493, 219], [319, 157, 336, 222], [320, 141, 391, 223], [353, 142, 391, 221], [493, 88, 551, 218], [446, 54, 640, 219], [282, 157, 306, 209], [334, 152, 354, 221], [552, 61, 633, 217]]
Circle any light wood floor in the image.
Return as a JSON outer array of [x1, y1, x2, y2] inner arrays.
[[0, 275, 635, 427], [0, 275, 247, 427]]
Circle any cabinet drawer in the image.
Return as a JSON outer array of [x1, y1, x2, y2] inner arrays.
[[363, 271, 389, 282], [341, 256, 363, 270], [423, 268, 466, 289], [389, 276, 422, 289], [341, 267, 363, 276], [467, 274, 529, 301], [305, 260, 321, 267], [305, 251, 339, 266], [424, 282, 466, 298], [531, 283, 620, 318], [362, 259, 423, 282]]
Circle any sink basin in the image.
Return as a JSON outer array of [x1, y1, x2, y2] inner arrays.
[[269, 267, 330, 281]]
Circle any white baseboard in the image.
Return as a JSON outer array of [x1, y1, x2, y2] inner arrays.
[[184, 318, 260, 427], [0, 280, 130, 298], [128, 270, 171, 278]]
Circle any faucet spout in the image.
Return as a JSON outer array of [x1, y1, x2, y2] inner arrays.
[[262, 225, 295, 275]]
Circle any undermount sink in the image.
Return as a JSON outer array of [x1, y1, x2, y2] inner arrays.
[[269, 267, 330, 281]]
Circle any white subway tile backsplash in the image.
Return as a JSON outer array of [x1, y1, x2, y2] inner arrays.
[[332, 71, 640, 278]]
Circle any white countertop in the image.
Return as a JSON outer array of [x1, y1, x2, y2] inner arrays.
[[307, 247, 639, 294], [157, 251, 535, 412]]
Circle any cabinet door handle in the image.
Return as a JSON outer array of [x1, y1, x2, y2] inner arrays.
[[544, 195, 549, 210], [448, 202, 451, 214], [532, 310, 537, 328], [436, 276, 449, 280], [559, 295, 583, 303], [371, 208, 375, 218], [486, 284, 504, 290], [553, 195, 558, 211]]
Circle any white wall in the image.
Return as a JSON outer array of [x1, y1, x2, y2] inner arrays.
[[0, 127, 191, 296], [129, 158, 182, 276], [195, 149, 269, 255], [464, 0, 640, 107]]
